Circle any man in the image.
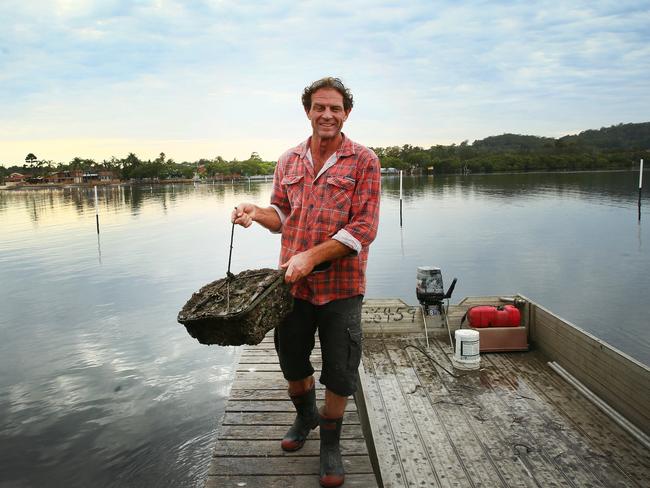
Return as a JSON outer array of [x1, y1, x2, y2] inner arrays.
[[232, 77, 380, 487]]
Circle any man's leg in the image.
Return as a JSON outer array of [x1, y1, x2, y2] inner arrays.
[[317, 295, 363, 488], [322, 388, 347, 418], [274, 299, 319, 451], [288, 376, 315, 396], [281, 376, 319, 451]]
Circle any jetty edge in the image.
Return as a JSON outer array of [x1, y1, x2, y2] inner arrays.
[[205, 295, 649, 487]]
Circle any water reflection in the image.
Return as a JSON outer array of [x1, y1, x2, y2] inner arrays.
[[381, 170, 648, 205], [0, 182, 269, 225]]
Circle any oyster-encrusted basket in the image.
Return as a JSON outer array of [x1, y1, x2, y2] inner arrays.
[[177, 268, 293, 346]]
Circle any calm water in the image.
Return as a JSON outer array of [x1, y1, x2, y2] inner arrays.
[[1, 171, 648, 487]]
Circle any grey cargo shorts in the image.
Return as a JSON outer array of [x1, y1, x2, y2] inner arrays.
[[273, 295, 363, 397]]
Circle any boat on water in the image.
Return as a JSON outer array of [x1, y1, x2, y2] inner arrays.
[[205, 293, 649, 487]]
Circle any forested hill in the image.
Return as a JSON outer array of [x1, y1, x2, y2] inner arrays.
[[472, 123, 650, 152], [558, 122, 650, 150], [372, 122, 649, 174], [472, 134, 556, 152]]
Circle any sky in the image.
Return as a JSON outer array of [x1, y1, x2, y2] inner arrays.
[[1, 0, 649, 165]]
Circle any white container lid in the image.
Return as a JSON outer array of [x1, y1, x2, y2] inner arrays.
[[455, 329, 479, 340]]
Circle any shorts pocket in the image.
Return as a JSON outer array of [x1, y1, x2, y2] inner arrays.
[[346, 327, 363, 371]]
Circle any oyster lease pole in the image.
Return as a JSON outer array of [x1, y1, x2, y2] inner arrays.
[[639, 159, 644, 221], [399, 170, 403, 227], [94, 185, 100, 234]]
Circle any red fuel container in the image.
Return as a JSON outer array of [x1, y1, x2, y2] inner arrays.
[[466, 305, 521, 328]]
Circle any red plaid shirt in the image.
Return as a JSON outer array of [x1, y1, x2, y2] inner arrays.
[[270, 134, 381, 305]]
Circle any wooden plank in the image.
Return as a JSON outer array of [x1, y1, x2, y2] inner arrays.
[[410, 338, 517, 488], [363, 298, 411, 307], [246, 345, 282, 352], [236, 364, 322, 373], [239, 357, 323, 366], [222, 411, 359, 425], [489, 353, 638, 488], [225, 400, 356, 413], [231, 382, 291, 390], [361, 300, 425, 336], [207, 455, 374, 476], [213, 438, 367, 456], [357, 350, 410, 487], [364, 341, 441, 486], [217, 424, 365, 440], [400, 342, 564, 488], [229, 389, 326, 401], [426, 339, 572, 487], [382, 343, 477, 487], [232, 379, 323, 389], [205, 473, 379, 488], [240, 349, 321, 356], [473, 353, 588, 488], [235, 371, 301, 380]]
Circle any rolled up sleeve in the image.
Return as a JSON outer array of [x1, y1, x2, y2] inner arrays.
[[333, 154, 381, 254], [269, 162, 289, 233]]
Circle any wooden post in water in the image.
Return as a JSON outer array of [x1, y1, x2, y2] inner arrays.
[[399, 170, 403, 227], [94, 185, 100, 234], [639, 158, 644, 221]]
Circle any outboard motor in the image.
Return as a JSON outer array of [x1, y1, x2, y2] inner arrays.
[[416, 266, 457, 316]]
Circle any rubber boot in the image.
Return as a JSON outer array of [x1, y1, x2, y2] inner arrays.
[[281, 387, 319, 451], [319, 412, 345, 487]]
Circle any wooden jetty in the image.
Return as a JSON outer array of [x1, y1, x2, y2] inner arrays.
[[205, 335, 376, 487], [206, 296, 650, 487]]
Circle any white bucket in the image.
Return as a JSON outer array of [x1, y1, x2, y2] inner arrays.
[[452, 329, 480, 370]]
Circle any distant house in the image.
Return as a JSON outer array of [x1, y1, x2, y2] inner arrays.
[[42, 170, 118, 185], [7, 172, 26, 183], [99, 170, 116, 182], [46, 171, 76, 184], [80, 170, 118, 183]]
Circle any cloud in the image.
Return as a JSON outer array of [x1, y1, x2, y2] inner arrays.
[[1, 0, 649, 163]]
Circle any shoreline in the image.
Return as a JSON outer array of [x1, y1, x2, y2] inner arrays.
[[2, 168, 645, 191]]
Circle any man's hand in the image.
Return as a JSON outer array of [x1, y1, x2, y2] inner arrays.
[[232, 203, 257, 228], [280, 251, 315, 284]]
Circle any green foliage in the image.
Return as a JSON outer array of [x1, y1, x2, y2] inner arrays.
[[372, 122, 649, 174], [559, 122, 650, 150], [3, 123, 647, 179]]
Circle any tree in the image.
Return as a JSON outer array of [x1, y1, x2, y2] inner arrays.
[[25, 153, 37, 165]]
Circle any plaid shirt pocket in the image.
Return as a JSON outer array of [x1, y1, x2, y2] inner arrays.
[[282, 174, 304, 208], [325, 176, 355, 211]]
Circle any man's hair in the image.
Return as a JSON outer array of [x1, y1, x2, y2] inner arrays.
[[301, 77, 354, 112]]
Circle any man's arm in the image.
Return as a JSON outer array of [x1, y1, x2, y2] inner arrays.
[[231, 203, 282, 233], [332, 152, 381, 253], [281, 239, 351, 283]]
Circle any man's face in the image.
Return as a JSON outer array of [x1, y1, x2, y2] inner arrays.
[[306, 88, 350, 140]]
